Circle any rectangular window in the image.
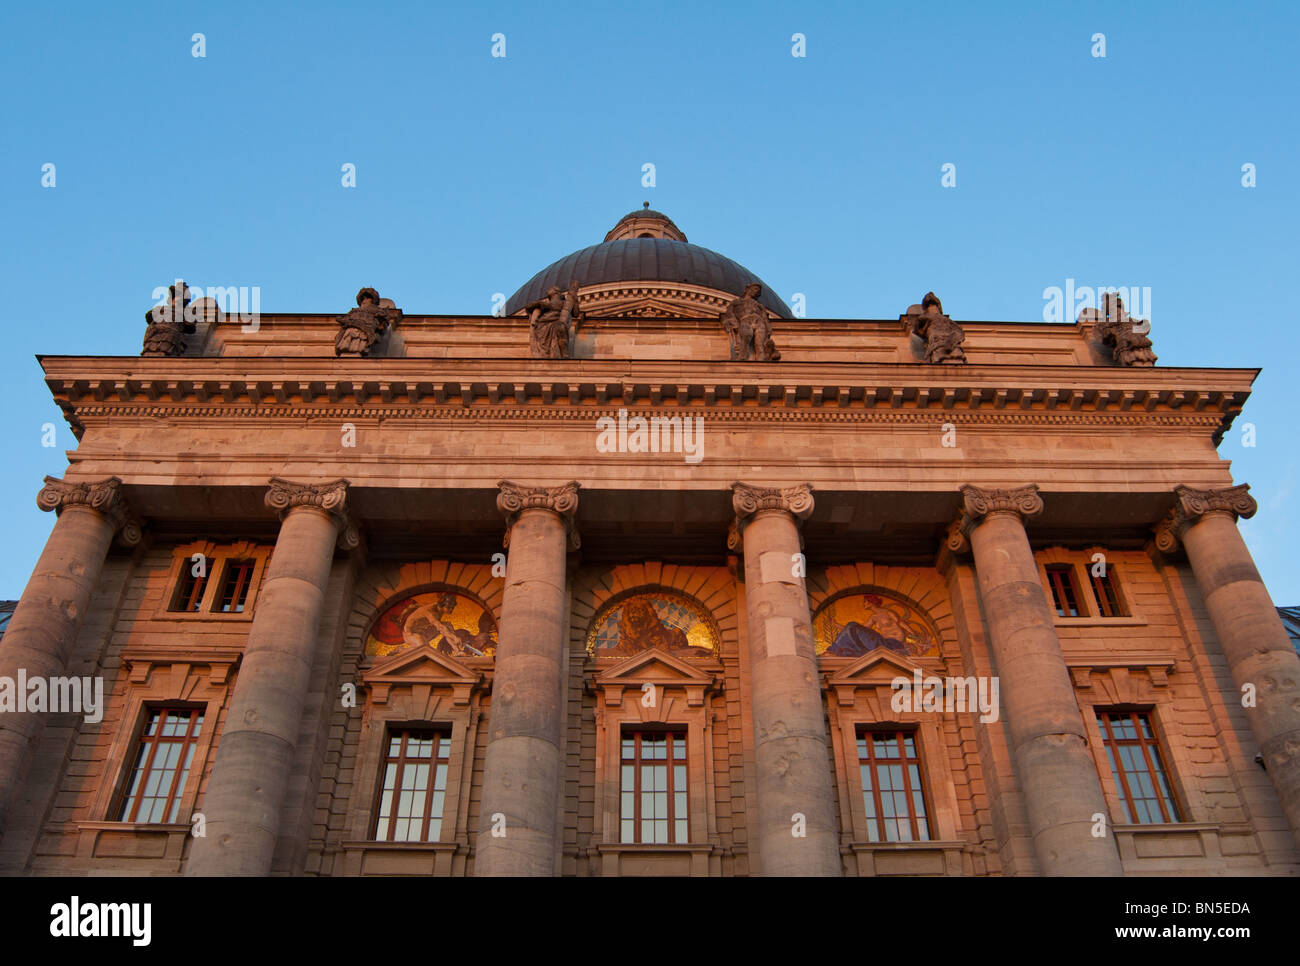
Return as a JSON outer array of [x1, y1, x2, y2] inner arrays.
[[117, 707, 204, 823], [620, 730, 688, 844], [857, 729, 931, 843], [373, 729, 450, 842], [168, 559, 209, 612], [1097, 711, 1180, 824], [214, 559, 255, 613], [1045, 564, 1083, 617], [1090, 566, 1127, 617]]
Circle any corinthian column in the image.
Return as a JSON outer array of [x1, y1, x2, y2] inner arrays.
[[950, 484, 1122, 875], [186, 478, 356, 876], [0, 477, 140, 840], [1155, 483, 1300, 850], [475, 480, 579, 876], [729, 482, 841, 876]]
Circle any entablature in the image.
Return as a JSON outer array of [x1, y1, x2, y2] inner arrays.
[[42, 356, 1253, 444]]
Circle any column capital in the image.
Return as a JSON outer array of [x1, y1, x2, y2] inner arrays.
[[1153, 483, 1257, 554], [727, 482, 814, 551], [266, 477, 358, 549], [946, 483, 1044, 554], [36, 475, 142, 546], [497, 480, 580, 550]]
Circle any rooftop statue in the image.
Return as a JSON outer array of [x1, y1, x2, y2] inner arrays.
[[141, 283, 197, 357], [335, 287, 402, 357], [903, 292, 966, 364], [1095, 293, 1156, 367], [719, 283, 781, 361], [526, 278, 583, 359]]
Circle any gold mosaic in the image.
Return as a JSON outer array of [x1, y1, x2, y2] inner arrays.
[[812, 591, 937, 658], [586, 591, 719, 657], [365, 589, 497, 658]]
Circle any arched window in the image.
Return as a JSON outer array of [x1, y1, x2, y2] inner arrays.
[[812, 589, 940, 659], [586, 588, 723, 873], [586, 589, 720, 658], [364, 587, 498, 659]]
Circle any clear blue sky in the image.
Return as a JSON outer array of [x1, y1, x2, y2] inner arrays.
[[1, 1, 1297, 600]]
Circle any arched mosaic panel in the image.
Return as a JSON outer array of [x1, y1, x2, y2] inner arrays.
[[585, 590, 720, 657], [812, 590, 939, 659], [365, 588, 497, 658]]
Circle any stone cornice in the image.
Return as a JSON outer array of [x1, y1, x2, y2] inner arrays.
[[54, 402, 1233, 432], [36, 475, 142, 546], [266, 477, 358, 549], [1153, 483, 1257, 554], [727, 482, 814, 550], [497, 480, 581, 551], [946, 484, 1045, 554], [41, 358, 1253, 443]]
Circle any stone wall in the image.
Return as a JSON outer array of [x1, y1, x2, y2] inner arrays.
[[4, 541, 1297, 876]]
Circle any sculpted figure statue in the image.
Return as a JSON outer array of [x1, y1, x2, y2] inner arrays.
[[335, 287, 401, 357], [141, 283, 196, 357], [526, 279, 583, 358], [1096, 293, 1156, 367], [905, 292, 966, 364], [719, 283, 780, 361]]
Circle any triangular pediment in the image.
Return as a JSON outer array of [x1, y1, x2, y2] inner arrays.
[[363, 643, 479, 687], [824, 647, 924, 686], [598, 297, 703, 319], [594, 647, 716, 687]]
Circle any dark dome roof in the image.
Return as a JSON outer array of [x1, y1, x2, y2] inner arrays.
[[505, 236, 792, 319]]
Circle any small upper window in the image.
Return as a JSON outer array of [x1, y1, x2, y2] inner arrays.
[[1090, 565, 1128, 617], [215, 559, 256, 613], [1045, 564, 1083, 618], [168, 558, 209, 612], [164, 547, 264, 617]]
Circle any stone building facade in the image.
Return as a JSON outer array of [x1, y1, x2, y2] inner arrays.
[[1, 207, 1298, 876]]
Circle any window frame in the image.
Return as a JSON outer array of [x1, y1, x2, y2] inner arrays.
[[619, 728, 689, 845], [371, 727, 453, 844], [114, 705, 206, 824], [590, 649, 721, 871], [823, 651, 966, 871], [167, 563, 210, 613], [340, 643, 488, 869], [1095, 708, 1182, 825], [155, 542, 270, 622], [84, 652, 234, 846], [1044, 562, 1087, 618], [1037, 549, 1145, 626], [1088, 563, 1129, 618], [855, 726, 934, 844], [213, 558, 257, 614]]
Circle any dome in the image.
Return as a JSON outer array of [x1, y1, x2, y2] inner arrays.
[[504, 207, 792, 319], [604, 205, 688, 242]]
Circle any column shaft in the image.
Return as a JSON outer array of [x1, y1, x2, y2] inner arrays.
[[733, 486, 841, 876], [1179, 508, 1300, 849], [0, 507, 116, 836], [475, 483, 576, 875], [961, 487, 1122, 875], [186, 495, 343, 875]]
